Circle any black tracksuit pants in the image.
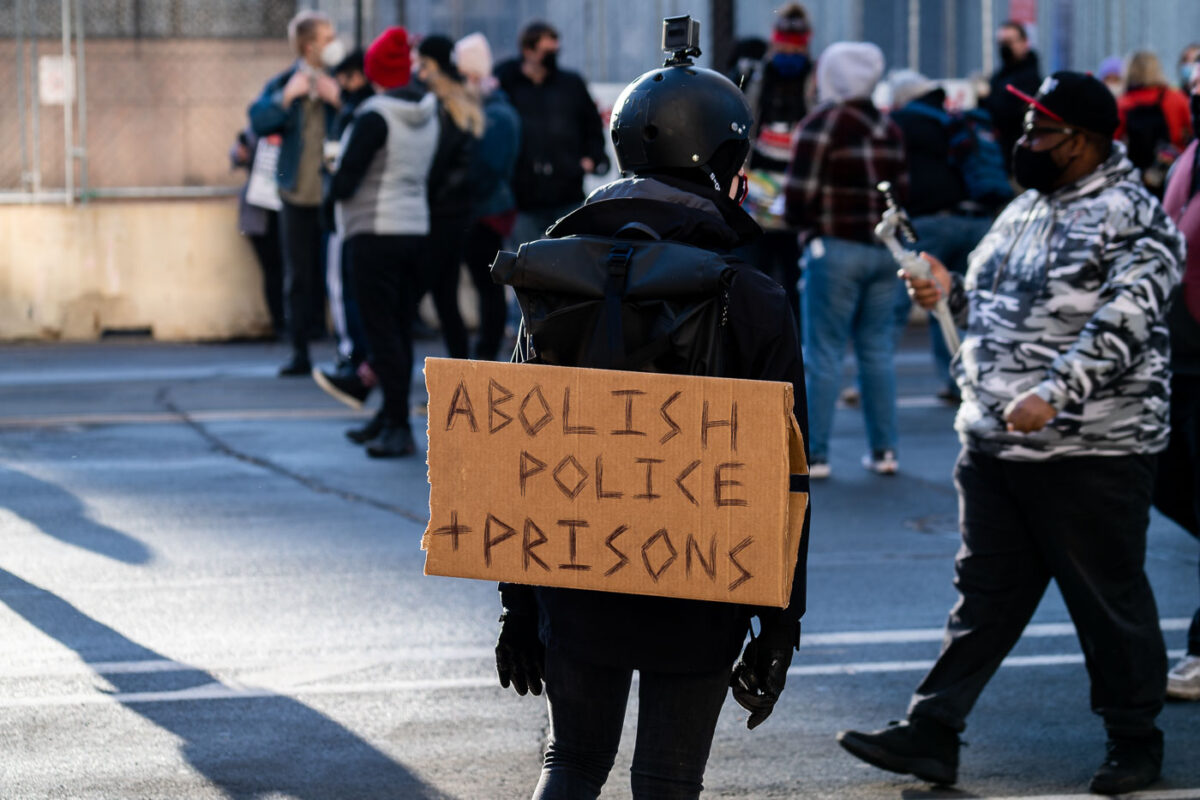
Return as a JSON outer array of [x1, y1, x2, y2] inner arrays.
[[463, 220, 508, 361], [349, 233, 425, 427], [909, 448, 1167, 738], [278, 201, 324, 361], [1154, 373, 1200, 655]]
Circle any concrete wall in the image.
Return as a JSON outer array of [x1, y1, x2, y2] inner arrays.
[[0, 198, 271, 341]]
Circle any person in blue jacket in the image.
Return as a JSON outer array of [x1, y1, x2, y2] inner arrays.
[[249, 10, 343, 376]]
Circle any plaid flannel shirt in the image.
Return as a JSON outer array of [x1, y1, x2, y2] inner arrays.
[[784, 98, 909, 244]]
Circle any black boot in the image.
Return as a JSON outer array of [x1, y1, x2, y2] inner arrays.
[[346, 410, 385, 445], [837, 717, 960, 786], [366, 424, 417, 458], [1088, 730, 1163, 795], [278, 353, 312, 377]]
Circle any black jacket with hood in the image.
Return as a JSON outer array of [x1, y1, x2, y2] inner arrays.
[[499, 174, 810, 674]]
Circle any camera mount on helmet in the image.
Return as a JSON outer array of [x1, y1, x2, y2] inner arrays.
[[662, 15, 701, 67]]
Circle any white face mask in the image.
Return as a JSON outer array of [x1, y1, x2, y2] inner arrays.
[[321, 38, 347, 69]]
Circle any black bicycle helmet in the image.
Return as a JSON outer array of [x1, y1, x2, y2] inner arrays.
[[610, 62, 752, 187]]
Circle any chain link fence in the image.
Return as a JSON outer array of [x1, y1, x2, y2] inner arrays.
[[0, 0, 300, 200]]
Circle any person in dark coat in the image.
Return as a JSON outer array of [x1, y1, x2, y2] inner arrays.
[[1157, 69, 1200, 702], [416, 35, 482, 361], [494, 58, 810, 800], [455, 32, 522, 361], [887, 70, 992, 402], [495, 20, 610, 247], [982, 20, 1041, 173]]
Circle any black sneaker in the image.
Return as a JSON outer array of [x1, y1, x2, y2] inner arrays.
[[346, 410, 385, 445], [312, 367, 371, 409], [837, 718, 960, 786], [1088, 730, 1163, 795], [278, 354, 312, 377], [366, 424, 417, 459]]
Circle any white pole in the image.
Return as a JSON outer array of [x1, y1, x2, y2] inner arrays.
[[909, 0, 920, 71], [61, 0, 73, 206], [982, 0, 994, 77]]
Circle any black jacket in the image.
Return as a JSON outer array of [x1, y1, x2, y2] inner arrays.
[[890, 90, 967, 217], [500, 175, 810, 673], [427, 103, 477, 220], [495, 59, 609, 211], [984, 50, 1041, 171]]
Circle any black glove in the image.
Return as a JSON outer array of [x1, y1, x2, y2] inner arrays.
[[730, 618, 798, 730], [495, 611, 545, 697]]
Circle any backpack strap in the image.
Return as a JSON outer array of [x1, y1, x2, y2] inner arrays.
[[601, 244, 634, 369]]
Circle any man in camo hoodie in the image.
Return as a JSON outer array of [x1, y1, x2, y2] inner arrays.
[[839, 72, 1185, 796]]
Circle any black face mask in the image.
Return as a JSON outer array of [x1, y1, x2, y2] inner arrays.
[[999, 43, 1017, 66], [1191, 93, 1200, 139], [341, 84, 374, 106], [541, 50, 559, 72], [1012, 136, 1075, 193]]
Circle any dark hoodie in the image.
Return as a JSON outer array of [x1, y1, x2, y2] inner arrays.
[[984, 49, 1041, 172], [499, 175, 810, 673]]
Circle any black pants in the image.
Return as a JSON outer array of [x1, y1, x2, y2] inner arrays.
[[349, 234, 424, 427], [909, 448, 1167, 738], [533, 648, 730, 800], [278, 202, 325, 360], [1154, 373, 1200, 654], [248, 212, 284, 335], [463, 220, 508, 361], [747, 230, 801, 339], [426, 215, 471, 359]]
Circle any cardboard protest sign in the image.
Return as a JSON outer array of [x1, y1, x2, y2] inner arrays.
[[422, 358, 808, 608]]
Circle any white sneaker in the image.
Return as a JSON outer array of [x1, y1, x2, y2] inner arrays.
[[1167, 654, 1200, 701], [862, 450, 899, 475], [809, 460, 831, 480]]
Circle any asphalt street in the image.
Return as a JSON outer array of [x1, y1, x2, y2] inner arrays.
[[0, 334, 1197, 800]]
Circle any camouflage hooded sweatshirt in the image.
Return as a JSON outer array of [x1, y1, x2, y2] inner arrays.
[[948, 141, 1185, 461]]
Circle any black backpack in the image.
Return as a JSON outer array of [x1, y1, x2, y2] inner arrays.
[[491, 226, 736, 377]]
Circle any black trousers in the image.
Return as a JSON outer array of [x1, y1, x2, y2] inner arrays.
[[425, 215, 471, 360], [278, 202, 325, 360], [349, 233, 424, 427], [463, 220, 508, 361], [748, 230, 801, 340], [909, 448, 1167, 738], [533, 648, 730, 800], [1154, 373, 1200, 654], [248, 212, 284, 335]]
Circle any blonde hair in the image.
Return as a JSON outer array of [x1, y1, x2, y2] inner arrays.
[[424, 59, 485, 138], [1126, 50, 1168, 89], [288, 10, 332, 56]]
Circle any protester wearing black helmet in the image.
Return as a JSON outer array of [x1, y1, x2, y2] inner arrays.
[[493, 22, 810, 799]]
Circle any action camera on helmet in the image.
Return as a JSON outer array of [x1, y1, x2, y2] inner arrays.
[[610, 17, 752, 188]]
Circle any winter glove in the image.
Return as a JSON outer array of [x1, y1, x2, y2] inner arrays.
[[730, 616, 799, 730], [495, 611, 545, 697]]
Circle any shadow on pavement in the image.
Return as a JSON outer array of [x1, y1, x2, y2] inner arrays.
[[0, 567, 450, 800], [0, 465, 153, 565]]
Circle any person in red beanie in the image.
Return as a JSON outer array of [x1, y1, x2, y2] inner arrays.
[[325, 26, 442, 457], [739, 2, 814, 336]]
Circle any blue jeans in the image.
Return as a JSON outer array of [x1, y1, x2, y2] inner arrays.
[[892, 214, 993, 387], [803, 236, 899, 461], [532, 649, 731, 800]]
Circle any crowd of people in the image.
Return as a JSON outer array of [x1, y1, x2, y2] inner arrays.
[[228, 5, 1199, 797]]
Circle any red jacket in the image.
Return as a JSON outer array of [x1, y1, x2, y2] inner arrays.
[[1115, 85, 1192, 149]]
